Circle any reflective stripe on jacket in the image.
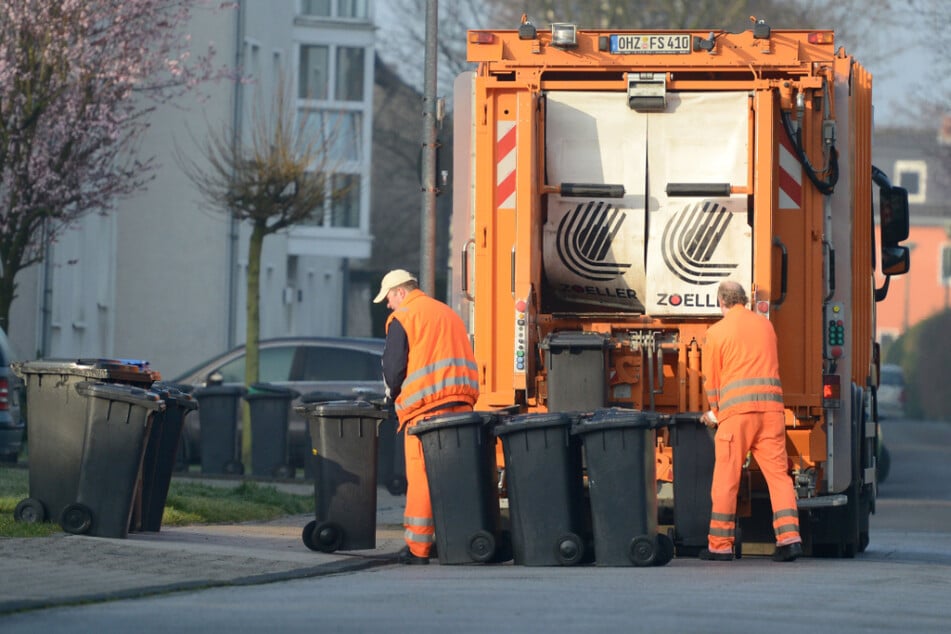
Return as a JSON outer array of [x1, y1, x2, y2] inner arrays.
[[385, 289, 479, 425], [703, 304, 784, 421]]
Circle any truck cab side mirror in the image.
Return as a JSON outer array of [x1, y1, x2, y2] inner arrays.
[[881, 245, 910, 276], [880, 186, 909, 245]]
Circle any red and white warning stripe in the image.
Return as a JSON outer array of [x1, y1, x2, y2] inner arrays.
[[496, 121, 517, 209], [778, 131, 802, 209]]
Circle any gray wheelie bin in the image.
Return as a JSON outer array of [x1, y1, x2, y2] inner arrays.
[[57, 382, 164, 538], [244, 383, 301, 478], [296, 400, 386, 552], [572, 408, 673, 566], [409, 411, 510, 565], [133, 384, 198, 532], [11, 358, 159, 525], [193, 384, 247, 475], [494, 412, 589, 566]]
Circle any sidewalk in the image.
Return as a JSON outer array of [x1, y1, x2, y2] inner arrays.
[[0, 479, 408, 615]]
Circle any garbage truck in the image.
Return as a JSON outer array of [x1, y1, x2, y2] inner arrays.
[[450, 18, 911, 557]]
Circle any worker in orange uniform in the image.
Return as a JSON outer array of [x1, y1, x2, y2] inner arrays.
[[699, 280, 803, 562], [374, 269, 480, 565]]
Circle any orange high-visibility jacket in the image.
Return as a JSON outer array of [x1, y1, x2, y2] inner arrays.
[[703, 305, 784, 421], [385, 289, 479, 425]]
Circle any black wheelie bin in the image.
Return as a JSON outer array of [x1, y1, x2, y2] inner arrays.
[[494, 412, 590, 566], [409, 411, 510, 565], [572, 408, 674, 566], [193, 384, 247, 475], [244, 383, 301, 478], [57, 382, 165, 538], [296, 399, 386, 552], [669, 414, 718, 557], [133, 383, 198, 532], [11, 358, 159, 525]]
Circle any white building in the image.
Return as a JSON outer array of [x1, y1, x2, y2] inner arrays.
[[8, 0, 378, 377]]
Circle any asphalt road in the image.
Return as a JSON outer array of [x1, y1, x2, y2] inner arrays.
[[3, 418, 950, 633]]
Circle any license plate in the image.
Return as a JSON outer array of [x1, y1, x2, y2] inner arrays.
[[610, 34, 691, 54]]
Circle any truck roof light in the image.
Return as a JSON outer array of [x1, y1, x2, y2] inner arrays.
[[551, 23, 577, 48], [469, 32, 496, 45], [807, 32, 834, 45]]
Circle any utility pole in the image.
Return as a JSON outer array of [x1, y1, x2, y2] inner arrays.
[[420, 0, 438, 295]]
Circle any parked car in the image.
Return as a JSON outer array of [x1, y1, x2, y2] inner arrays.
[[171, 336, 386, 472], [877, 363, 906, 420], [0, 327, 25, 463]]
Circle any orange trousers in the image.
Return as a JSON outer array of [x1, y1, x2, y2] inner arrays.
[[402, 404, 473, 557], [708, 410, 802, 554]]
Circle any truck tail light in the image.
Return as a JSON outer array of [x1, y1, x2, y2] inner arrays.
[[823, 374, 841, 408], [469, 32, 496, 44], [0, 378, 9, 411]]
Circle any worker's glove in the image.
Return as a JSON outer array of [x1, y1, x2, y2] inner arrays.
[[700, 410, 718, 429]]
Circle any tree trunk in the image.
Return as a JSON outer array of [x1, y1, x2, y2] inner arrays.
[[0, 268, 16, 333], [241, 221, 266, 470]]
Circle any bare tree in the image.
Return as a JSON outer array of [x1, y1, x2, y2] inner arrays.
[[179, 71, 346, 468]]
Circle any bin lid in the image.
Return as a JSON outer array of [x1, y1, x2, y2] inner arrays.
[[11, 358, 160, 384], [299, 390, 352, 404], [539, 331, 607, 351], [408, 410, 496, 436], [74, 381, 165, 411], [149, 382, 199, 410], [244, 382, 301, 401], [193, 384, 248, 398], [571, 407, 667, 435], [493, 412, 575, 437], [297, 399, 386, 419]]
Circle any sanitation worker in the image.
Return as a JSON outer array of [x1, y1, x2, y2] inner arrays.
[[375, 269, 480, 565], [699, 280, 803, 562]]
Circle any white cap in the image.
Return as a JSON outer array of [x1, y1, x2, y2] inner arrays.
[[373, 269, 417, 303]]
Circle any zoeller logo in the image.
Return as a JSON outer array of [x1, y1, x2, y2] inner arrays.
[[661, 200, 738, 285], [556, 201, 630, 281]]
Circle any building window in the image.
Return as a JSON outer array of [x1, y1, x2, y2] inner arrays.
[[331, 173, 361, 227], [894, 160, 927, 205], [336, 47, 365, 101], [300, 0, 367, 19], [941, 244, 951, 286], [299, 109, 362, 162], [299, 45, 329, 100]]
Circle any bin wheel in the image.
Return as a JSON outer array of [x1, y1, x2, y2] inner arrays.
[[386, 476, 407, 496], [628, 535, 657, 567], [273, 464, 294, 479], [309, 521, 344, 553], [467, 530, 497, 563], [14, 498, 47, 524], [654, 533, 675, 566], [60, 503, 94, 535], [555, 533, 584, 566], [223, 460, 244, 475], [302, 520, 318, 550]]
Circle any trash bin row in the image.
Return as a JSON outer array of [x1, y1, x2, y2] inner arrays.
[[8, 356, 408, 543], [298, 403, 693, 568]]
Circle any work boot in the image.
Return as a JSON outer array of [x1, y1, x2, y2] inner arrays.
[[772, 542, 803, 562], [698, 548, 734, 561], [397, 546, 429, 565]]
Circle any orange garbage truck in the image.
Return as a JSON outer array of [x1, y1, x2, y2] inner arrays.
[[450, 18, 911, 557]]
